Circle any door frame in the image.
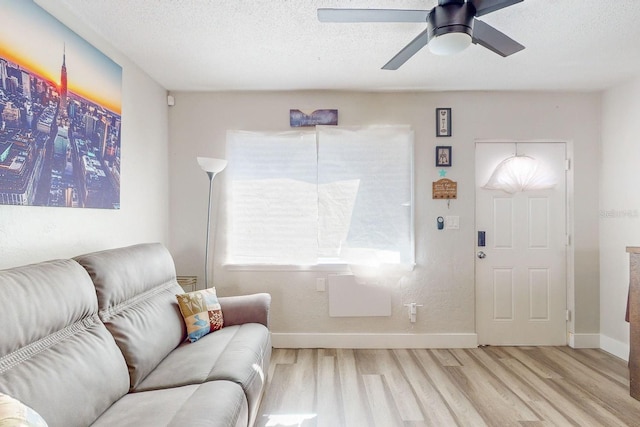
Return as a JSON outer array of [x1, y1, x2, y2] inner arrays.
[[474, 139, 575, 345]]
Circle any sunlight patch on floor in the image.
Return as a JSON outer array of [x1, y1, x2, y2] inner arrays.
[[263, 413, 317, 427]]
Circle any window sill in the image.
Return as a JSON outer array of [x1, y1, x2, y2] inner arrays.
[[223, 262, 416, 273], [223, 263, 352, 273]]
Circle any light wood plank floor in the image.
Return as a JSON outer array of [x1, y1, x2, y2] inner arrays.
[[255, 347, 640, 427]]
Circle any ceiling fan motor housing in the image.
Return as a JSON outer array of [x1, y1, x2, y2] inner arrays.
[[428, 2, 476, 39]]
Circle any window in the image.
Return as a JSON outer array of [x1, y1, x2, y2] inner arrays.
[[225, 126, 414, 268]]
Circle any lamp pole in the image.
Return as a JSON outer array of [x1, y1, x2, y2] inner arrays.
[[197, 157, 227, 289], [204, 171, 214, 288]]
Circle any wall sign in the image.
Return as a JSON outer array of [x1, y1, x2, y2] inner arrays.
[[432, 178, 457, 199]]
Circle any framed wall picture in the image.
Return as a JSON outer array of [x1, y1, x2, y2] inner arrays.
[[0, 0, 122, 209], [436, 146, 452, 167], [290, 109, 338, 127], [436, 108, 452, 137]]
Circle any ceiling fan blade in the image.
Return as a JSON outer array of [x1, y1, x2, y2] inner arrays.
[[470, 0, 523, 17], [318, 8, 429, 23], [382, 28, 430, 70], [472, 19, 524, 56]]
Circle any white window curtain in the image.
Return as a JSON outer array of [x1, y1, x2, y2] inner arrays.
[[483, 155, 556, 193], [226, 131, 318, 265], [225, 126, 414, 268]]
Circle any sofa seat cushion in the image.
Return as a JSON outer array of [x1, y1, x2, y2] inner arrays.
[[134, 323, 271, 418], [91, 381, 248, 427]]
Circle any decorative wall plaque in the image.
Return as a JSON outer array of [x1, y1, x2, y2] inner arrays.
[[432, 178, 457, 199]]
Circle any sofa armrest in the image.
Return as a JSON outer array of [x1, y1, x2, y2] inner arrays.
[[219, 293, 271, 328]]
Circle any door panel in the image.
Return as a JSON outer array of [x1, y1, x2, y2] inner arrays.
[[528, 198, 549, 248], [493, 268, 514, 320], [476, 142, 567, 345], [529, 268, 549, 320], [493, 198, 513, 248]]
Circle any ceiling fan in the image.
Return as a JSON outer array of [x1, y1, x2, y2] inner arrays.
[[317, 0, 525, 70]]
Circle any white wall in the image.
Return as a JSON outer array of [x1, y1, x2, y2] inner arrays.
[[0, 2, 615, 351], [0, 3, 170, 269], [169, 90, 600, 347], [600, 76, 640, 360]]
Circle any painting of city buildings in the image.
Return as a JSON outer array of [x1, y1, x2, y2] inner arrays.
[[0, 0, 122, 209]]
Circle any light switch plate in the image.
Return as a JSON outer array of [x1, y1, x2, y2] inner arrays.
[[445, 216, 460, 230]]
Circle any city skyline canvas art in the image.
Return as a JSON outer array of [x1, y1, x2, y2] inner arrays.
[[0, 0, 122, 209]]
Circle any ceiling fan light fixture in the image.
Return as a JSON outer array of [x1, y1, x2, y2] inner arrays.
[[428, 31, 472, 55], [318, 1, 524, 69]]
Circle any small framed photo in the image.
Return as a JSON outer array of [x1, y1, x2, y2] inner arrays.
[[436, 108, 452, 137], [436, 146, 452, 167]]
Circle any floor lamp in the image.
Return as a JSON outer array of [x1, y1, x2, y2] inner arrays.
[[197, 156, 227, 289]]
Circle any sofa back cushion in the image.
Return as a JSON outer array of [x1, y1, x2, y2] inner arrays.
[[74, 243, 187, 389], [0, 259, 130, 427]]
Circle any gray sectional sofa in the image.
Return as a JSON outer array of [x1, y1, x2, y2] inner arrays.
[[0, 243, 272, 427]]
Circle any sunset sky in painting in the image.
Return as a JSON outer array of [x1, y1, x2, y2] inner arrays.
[[0, 0, 122, 115]]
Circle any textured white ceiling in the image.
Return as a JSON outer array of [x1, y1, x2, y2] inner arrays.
[[49, 0, 640, 92]]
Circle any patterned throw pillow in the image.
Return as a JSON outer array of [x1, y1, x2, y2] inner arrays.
[[0, 393, 48, 427], [176, 287, 224, 342]]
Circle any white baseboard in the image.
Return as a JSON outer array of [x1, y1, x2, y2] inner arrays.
[[568, 333, 600, 349], [271, 333, 478, 349], [599, 334, 630, 361], [568, 333, 629, 361]]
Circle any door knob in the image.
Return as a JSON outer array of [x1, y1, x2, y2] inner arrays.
[[477, 251, 486, 259]]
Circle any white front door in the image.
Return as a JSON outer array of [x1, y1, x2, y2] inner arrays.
[[475, 142, 567, 345]]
